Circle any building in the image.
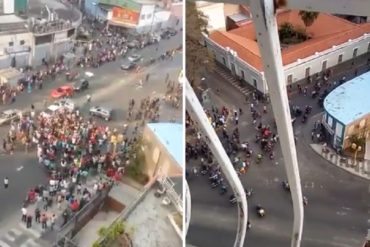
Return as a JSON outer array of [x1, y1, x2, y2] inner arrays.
[[0, 0, 15, 14], [84, 0, 173, 33], [27, 0, 82, 66], [205, 9, 370, 94], [142, 122, 183, 180], [142, 122, 183, 217], [195, 2, 247, 32], [323, 71, 370, 150], [0, 14, 33, 68]]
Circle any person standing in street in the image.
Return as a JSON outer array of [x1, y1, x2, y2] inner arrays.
[[4, 177, 8, 189], [26, 214, 32, 228], [21, 207, 27, 222]]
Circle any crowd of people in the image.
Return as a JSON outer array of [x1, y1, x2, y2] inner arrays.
[[5, 105, 136, 231]]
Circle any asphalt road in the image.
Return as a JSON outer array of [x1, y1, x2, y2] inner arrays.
[[187, 69, 370, 247], [0, 31, 182, 236]]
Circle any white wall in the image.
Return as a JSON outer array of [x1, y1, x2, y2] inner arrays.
[[284, 34, 370, 84], [205, 35, 266, 93], [207, 31, 370, 93], [138, 4, 155, 27], [3, 0, 14, 14], [0, 32, 33, 56], [196, 2, 226, 31], [154, 10, 171, 23]]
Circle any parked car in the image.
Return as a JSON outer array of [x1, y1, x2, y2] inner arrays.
[[0, 109, 21, 125], [127, 40, 140, 49], [52, 99, 75, 111], [40, 104, 61, 117], [89, 106, 112, 121], [128, 54, 142, 62], [120, 62, 137, 70], [73, 78, 89, 92], [50, 85, 74, 99]]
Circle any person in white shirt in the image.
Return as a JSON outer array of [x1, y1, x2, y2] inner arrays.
[[21, 207, 27, 222], [4, 177, 9, 189]]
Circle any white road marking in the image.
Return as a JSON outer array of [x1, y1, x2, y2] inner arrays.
[[16, 166, 23, 171], [9, 228, 21, 236], [336, 211, 347, 216], [4, 233, 15, 242], [0, 239, 11, 247], [273, 177, 279, 182], [341, 207, 352, 211], [20, 239, 41, 247]]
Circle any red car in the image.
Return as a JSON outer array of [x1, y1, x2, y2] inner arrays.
[[50, 85, 74, 99]]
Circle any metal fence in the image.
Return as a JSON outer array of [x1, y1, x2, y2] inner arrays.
[[54, 182, 113, 247]]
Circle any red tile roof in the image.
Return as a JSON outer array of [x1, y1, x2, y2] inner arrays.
[[209, 10, 370, 71]]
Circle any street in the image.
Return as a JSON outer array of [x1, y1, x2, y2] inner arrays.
[[186, 69, 369, 247], [0, 30, 182, 245]]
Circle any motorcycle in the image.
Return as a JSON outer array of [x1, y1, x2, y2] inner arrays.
[[219, 184, 227, 195], [256, 205, 265, 217], [229, 194, 237, 205], [245, 188, 254, 198], [282, 181, 290, 192], [303, 196, 308, 206]]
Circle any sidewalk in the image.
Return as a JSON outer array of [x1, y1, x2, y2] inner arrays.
[[310, 144, 370, 180]]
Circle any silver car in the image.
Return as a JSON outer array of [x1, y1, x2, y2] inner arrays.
[[0, 109, 21, 125], [89, 106, 112, 121]]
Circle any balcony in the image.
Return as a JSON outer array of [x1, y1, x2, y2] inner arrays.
[[31, 20, 73, 36], [5, 45, 31, 54]]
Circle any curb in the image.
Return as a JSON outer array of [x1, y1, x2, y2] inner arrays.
[[310, 144, 370, 180], [299, 113, 370, 181]]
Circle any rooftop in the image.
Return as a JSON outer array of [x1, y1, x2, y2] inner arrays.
[[209, 10, 370, 71], [126, 188, 181, 247], [324, 71, 370, 125], [147, 123, 184, 168], [0, 14, 28, 34]]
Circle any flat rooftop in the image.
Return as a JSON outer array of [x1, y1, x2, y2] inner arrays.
[[0, 14, 28, 34], [147, 123, 184, 169], [324, 71, 370, 125], [126, 188, 181, 247]]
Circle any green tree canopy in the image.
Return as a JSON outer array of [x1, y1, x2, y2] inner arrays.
[[186, 1, 214, 87], [299, 11, 319, 27]]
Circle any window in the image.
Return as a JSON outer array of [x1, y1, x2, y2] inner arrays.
[[353, 48, 358, 58], [20, 40, 25, 45], [287, 74, 293, 84], [335, 122, 343, 138], [8, 42, 13, 47], [322, 60, 327, 71], [253, 78, 257, 88], [338, 54, 343, 63], [241, 70, 245, 80], [368, 43, 370, 52], [305, 67, 310, 77], [147, 14, 152, 19], [141, 15, 145, 20], [327, 115, 333, 128]]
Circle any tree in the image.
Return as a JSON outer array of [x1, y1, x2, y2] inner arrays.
[[299, 11, 319, 28], [186, 1, 214, 87]]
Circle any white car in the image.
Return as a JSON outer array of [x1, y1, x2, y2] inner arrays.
[[85, 71, 94, 78], [0, 109, 22, 125], [41, 104, 61, 117], [89, 106, 112, 121], [52, 99, 75, 111], [128, 54, 142, 62]]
